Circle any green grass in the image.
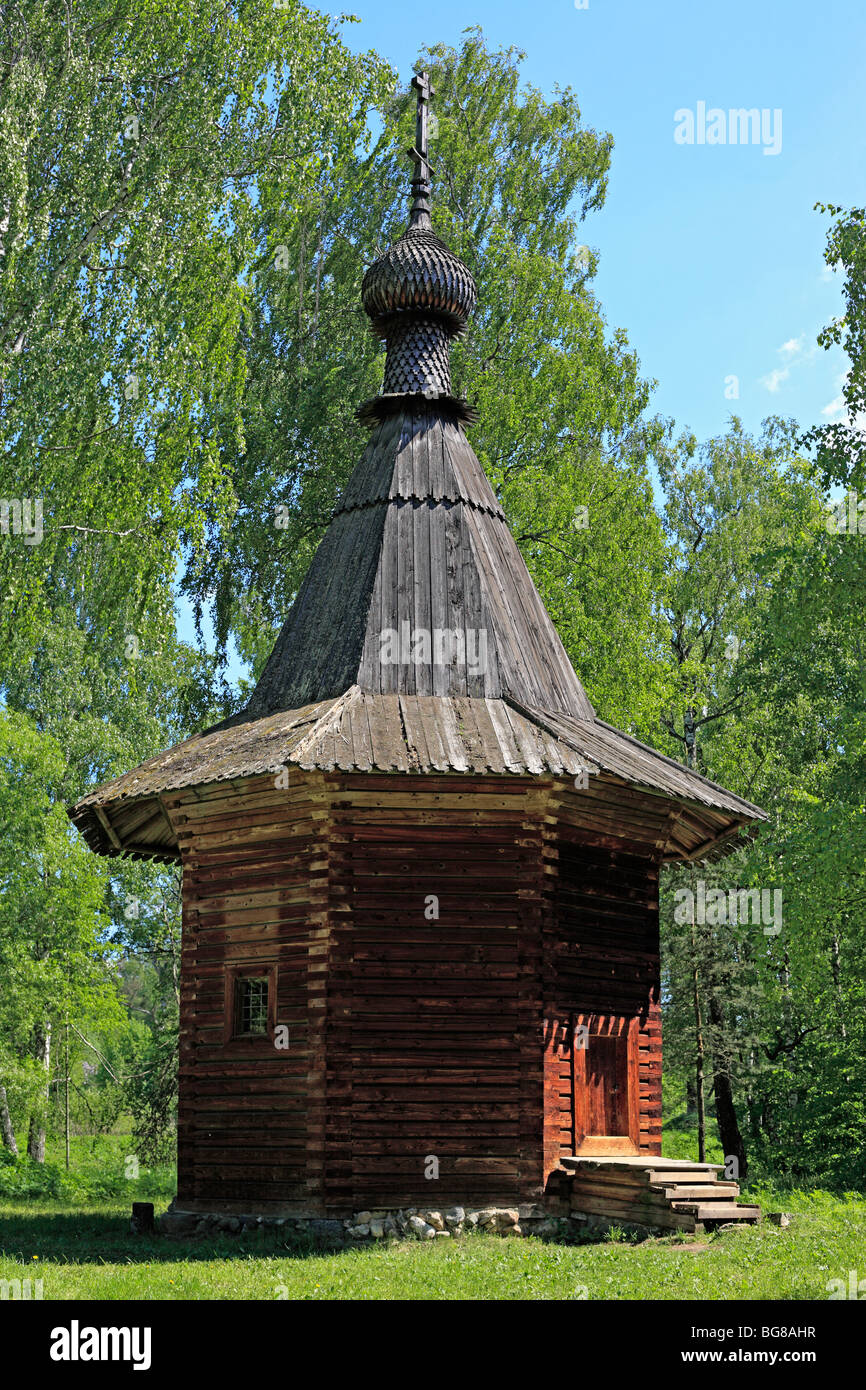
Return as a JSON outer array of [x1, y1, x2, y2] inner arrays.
[[1, 1188, 864, 1300], [2, 1120, 862, 1300], [0, 1131, 175, 1201]]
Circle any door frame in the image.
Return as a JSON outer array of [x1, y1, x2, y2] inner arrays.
[[572, 1013, 640, 1155]]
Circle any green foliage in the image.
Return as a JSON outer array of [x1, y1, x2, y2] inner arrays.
[[0, 633, 194, 1162], [0, 706, 120, 1066], [803, 202, 866, 489], [122, 1016, 179, 1167], [0, 1134, 174, 1200], [0, 0, 390, 673], [655, 416, 866, 1188]]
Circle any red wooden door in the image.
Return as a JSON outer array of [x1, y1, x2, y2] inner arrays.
[[586, 1031, 631, 1136], [573, 1015, 639, 1155]]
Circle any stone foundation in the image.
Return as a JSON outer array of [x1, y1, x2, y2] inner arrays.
[[158, 1199, 588, 1244]]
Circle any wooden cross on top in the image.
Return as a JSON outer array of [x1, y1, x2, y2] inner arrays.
[[408, 70, 435, 185]]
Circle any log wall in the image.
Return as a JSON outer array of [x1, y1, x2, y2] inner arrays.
[[323, 772, 547, 1211], [167, 772, 329, 1212], [168, 770, 662, 1215]]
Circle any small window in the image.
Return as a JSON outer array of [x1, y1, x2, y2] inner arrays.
[[235, 976, 269, 1037], [223, 963, 276, 1045]]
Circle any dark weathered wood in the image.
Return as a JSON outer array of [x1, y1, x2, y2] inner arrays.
[[162, 771, 666, 1214], [72, 686, 763, 862]]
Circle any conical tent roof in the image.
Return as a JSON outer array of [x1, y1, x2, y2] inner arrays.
[[243, 404, 593, 720], [70, 73, 765, 864]]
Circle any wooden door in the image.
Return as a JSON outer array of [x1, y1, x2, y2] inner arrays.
[[573, 1014, 640, 1155]]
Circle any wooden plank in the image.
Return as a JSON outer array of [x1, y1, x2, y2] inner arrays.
[[672, 1203, 762, 1221]]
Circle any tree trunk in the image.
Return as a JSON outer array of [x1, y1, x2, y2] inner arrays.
[[831, 934, 847, 1039], [27, 1021, 51, 1162], [0, 1084, 18, 1155], [297, 218, 306, 363], [691, 925, 706, 1163], [686, 1074, 697, 1113], [708, 992, 748, 1179], [684, 705, 698, 770]]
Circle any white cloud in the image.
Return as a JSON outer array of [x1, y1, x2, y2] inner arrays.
[[821, 395, 846, 418], [760, 366, 790, 393], [759, 332, 820, 393]]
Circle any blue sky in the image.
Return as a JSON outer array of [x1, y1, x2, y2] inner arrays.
[[339, 0, 862, 442], [179, 0, 862, 668]]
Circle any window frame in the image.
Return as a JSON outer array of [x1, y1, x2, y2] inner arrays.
[[223, 962, 277, 1045]]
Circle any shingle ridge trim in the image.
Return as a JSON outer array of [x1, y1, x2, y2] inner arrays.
[[333, 494, 504, 519]]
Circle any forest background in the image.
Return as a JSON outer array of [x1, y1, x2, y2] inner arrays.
[[1, 1, 864, 1197]]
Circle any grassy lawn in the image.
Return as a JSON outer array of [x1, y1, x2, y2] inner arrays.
[[1, 1187, 864, 1300], [2, 1122, 863, 1301]]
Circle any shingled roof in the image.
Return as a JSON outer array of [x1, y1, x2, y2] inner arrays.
[[240, 404, 593, 720], [70, 75, 765, 864]]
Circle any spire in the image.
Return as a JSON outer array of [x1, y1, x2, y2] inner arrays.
[[359, 72, 477, 426], [407, 71, 434, 229]]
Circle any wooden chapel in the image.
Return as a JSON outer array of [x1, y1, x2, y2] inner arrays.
[[72, 73, 765, 1229]]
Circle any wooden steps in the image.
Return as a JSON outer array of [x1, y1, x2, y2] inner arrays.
[[653, 1184, 740, 1200], [554, 1156, 761, 1233], [649, 1172, 727, 1186], [672, 1203, 763, 1222]]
